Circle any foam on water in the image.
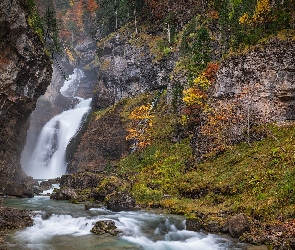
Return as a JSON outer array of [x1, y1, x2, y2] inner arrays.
[[16, 214, 95, 244], [13, 208, 244, 250]]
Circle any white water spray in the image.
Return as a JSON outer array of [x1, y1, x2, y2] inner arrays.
[[13, 207, 243, 250], [23, 69, 91, 179]]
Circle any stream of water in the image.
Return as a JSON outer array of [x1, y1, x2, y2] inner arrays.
[[2, 195, 247, 250]]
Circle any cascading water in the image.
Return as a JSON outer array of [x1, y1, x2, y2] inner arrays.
[[2, 196, 247, 250], [22, 69, 92, 179]]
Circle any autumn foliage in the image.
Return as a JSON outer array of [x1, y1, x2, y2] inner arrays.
[[145, 0, 168, 19], [196, 83, 265, 159], [199, 100, 245, 156], [239, 0, 271, 26], [181, 63, 218, 131], [86, 0, 99, 16], [181, 76, 209, 131], [72, 0, 84, 30], [126, 104, 154, 151], [203, 62, 219, 83]]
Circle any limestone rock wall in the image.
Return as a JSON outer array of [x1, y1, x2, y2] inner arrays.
[[92, 33, 178, 109], [67, 30, 179, 173], [215, 38, 295, 122], [193, 37, 295, 159], [0, 0, 52, 196], [67, 101, 130, 173]]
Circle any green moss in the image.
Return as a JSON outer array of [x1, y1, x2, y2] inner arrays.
[[116, 91, 192, 207], [95, 175, 130, 195], [26, 0, 44, 42]]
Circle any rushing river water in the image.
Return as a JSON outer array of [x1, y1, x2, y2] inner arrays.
[[1, 193, 248, 250]]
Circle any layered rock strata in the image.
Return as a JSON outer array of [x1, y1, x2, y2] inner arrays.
[[92, 32, 177, 109], [193, 37, 295, 159]]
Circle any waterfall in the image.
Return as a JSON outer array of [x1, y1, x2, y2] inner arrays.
[[22, 69, 92, 179]]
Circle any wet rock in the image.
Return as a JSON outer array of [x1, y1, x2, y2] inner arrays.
[[39, 180, 55, 190], [186, 218, 203, 231], [203, 218, 223, 233], [67, 103, 130, 174], [105, 191, 136, 212], [2, 178, 34, 198], [227, 214, 250, 238], [75, 39, 96, 65], [0, 207, 33, 231], [91, 220, 119, 236], [91, 175, 128, 202], [50, 187, 77, 200], [59, 173, 103, 190]]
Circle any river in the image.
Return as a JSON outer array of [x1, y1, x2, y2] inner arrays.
[[1, 193, 248, 250]]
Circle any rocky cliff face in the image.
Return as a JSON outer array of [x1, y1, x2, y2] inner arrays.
[[65, 2, 295, 170], [80, 34, 295, 167], [216, 37, 295, 122], [193, 37, 295, 159], [67, 101, 130, 173], [92, 31, 177, 109], [0, 0, 52, 196], [67, 28, 179, 173]]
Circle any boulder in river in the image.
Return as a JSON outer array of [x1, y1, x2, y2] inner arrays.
[[91, 220, 120, 236], [50, 187, 77, 200]]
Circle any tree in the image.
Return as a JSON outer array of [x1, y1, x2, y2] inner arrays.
[[72, 0, 84, 30], [181, 63, 218, 133], [43, 6, 62, 55], [86, 0, 99, 17], [239, 0, 271, 25], [126, 104, 154, 151], [197, 84, 262, 159]]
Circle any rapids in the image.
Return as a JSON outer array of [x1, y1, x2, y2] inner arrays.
[[2, 194, 247, 250]]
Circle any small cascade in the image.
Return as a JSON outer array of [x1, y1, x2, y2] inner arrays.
[[22, 69, 92, 179], [5, 199, 245, 250]]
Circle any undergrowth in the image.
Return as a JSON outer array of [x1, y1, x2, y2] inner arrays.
[[115, 92, 295, 222]]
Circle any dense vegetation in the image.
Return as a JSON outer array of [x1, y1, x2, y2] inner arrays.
[[26, 0, 62, 59]]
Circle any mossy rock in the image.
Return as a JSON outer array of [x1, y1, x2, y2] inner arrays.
[[92, 176, 130, 201], [105, 191, 136, 212], [91, 220, 120, 236]]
